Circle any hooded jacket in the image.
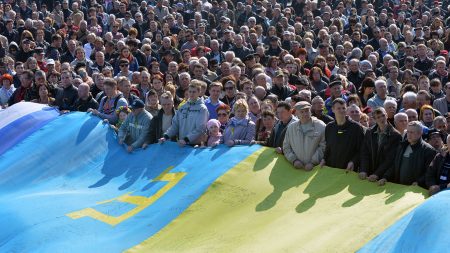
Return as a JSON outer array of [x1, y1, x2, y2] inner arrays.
[[164, 98, 209, 145]]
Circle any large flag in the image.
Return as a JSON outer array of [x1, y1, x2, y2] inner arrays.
[[0, 102, 441, 252]]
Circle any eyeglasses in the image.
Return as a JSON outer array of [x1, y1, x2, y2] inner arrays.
[[120, 64, 129, 67], [113, 26, 118, 28]]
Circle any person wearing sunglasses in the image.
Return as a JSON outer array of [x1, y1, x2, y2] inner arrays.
[[115, 58, 132, 80]]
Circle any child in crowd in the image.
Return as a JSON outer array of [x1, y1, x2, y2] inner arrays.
[[105, 106, 131, 132], [196, 119, 222, 148]]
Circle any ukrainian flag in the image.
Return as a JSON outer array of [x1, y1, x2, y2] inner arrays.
[[0, 102, 443, 252]]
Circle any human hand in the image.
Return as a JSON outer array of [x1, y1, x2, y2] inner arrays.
[[293, 160, 304, 169], [158, 138, 166, 144], [319, 159, 326, 168], [345, 161, 354, 173], [142, 143, 148, 149], [429, 185, 440, 196], [378, 178, 387, 186], [127, 145, 133, 153], [275, 147, 283, 154], [367, 174, 379, 182], [304, 163, 314, 171], [178, 139, 186, 147], [358, 172, 367, 180], [119, 139, 124, 145], [226, 140, 235, 147]]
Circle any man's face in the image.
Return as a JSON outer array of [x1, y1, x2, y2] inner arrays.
[[61, 73, 72, 88], [374, 112, 388, 127], [395, 115, 408, 131], [376, 83, 387, 97], [194, 67, 203, 77], [349, 61, 359, 72], [407, 125, 422, 144], [119, 81, 131, 94], [435, 121, 447, 132], [104, 85, 115, 98], [296, 108, 311, 122], [209, 86, 221, 100], [96, 53, 104, 63], [78, 85, 90, 98], [276, 107, 291, 122], [347, 106, 361, 121], [332, 103, 347, 118], [389, 68, 398, 80], [188, 87, 200, 100], [330, 84, 342, 98]]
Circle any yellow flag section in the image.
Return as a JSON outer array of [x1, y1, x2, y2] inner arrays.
[[128, 147, 427, 253]]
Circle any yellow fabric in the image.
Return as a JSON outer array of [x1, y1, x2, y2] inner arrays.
[[127, 147, 427, 253]]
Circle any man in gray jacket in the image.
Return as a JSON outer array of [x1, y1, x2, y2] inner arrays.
[[433, 82, 450, 116], [283, 101, 326, 171], [118, 99, 153, 153], [161, 80, 209, 146]]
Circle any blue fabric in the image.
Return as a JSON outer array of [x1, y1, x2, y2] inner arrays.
[[0, 107, 59, 155], [0, 112, 260, 252], [358, 189, 450, 253]]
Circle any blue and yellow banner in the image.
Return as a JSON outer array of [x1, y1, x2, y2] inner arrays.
[[0, 102, 443, 252]]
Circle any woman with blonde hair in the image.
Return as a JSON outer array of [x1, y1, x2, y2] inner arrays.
[[222, 99, 256, 147]]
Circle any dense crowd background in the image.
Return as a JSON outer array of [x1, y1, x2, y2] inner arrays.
[[2, 0, 450, 195]]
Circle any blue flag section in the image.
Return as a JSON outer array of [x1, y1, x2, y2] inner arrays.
[[358, 189, 450, 253], [0, 111, 260, 253]]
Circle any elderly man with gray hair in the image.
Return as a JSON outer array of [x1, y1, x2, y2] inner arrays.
[[283, 101, 326, 171], [367, 79, 396, 109], [378, 121, 436, 187]]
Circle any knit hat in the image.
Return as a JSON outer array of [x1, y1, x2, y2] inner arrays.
[[207, 119, 221, 129]]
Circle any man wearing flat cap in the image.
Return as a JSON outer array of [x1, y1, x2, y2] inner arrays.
[[118, 99, 153, 153], [270, 70, 293, 101], [283, 101, 326, 171]]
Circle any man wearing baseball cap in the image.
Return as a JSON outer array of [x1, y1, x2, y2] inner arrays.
[[118, 99, 153, 153], [283, 101, 326, 171]]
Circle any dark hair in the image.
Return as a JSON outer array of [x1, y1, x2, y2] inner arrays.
[[277, 101, 291, 111], [332, 97, 346, 106], [21, 70, 34, 80], [103, 77, 117, 88], [147, 89, 158, 97], [261, 110, 275, 118]]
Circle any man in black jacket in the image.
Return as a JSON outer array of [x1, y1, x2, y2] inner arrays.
[[379, 121, 437, 188], [72, 83, 99, 112], [146, 92, 175, 145], [359, 107, 402, 182], [266, 102, 297, 153], [55, 71, 78, 111], [270, 70, 293, 101], [320, 98, 365, 171]]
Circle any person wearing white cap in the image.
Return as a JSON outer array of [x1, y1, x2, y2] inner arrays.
[[283, 101, 326, 171]]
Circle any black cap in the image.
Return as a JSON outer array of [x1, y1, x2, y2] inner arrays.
[[243, 54, 255, 62], [269, 36, 279, 41], [130, 99, 145, 109], [34, 47, 44, 54], [329, 80, 342, 88], [423, 128, 445, 142]]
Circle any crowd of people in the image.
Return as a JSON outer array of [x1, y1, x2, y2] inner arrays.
[[2, 0, 450, 195]]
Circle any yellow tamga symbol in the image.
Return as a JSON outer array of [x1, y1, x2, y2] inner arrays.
[[67, 166, 186, 226]]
